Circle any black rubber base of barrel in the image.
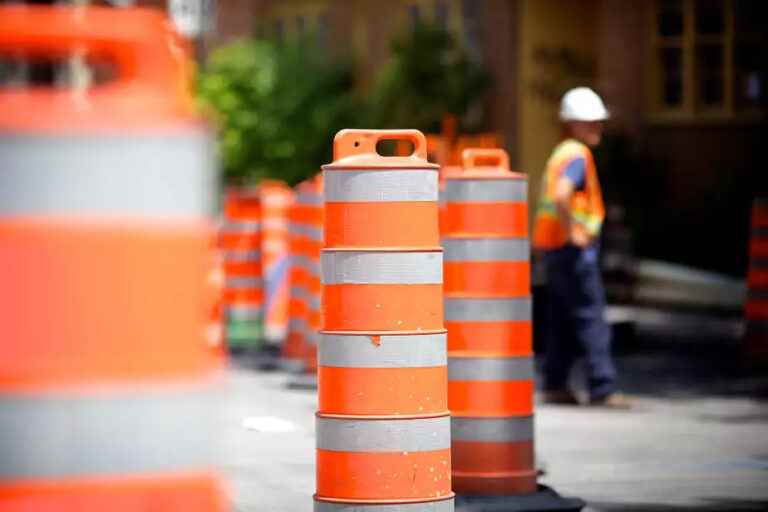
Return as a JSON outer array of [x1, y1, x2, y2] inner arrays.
[[285, 373, 318, 390], [455, 485, 585, 512]]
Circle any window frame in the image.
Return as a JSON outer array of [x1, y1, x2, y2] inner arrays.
[[648, 0, 765, 124]]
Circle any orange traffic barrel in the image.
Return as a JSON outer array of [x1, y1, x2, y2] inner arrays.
[[282, 188, 307, 370], [283, 175, 324, 377], [443, 148, 536, 495], [301, 175, 324, 376], [745, 198, 768, 360], [259, 180, 292, 343], [219, 187, 263, 351], [316, 130, 453, 510], [0, 6, 227, 512]]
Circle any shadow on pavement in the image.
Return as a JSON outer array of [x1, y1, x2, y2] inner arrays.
[[586, 497, 768, 511]]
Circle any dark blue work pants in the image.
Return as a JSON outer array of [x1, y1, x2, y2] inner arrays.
[[542, 244, 617, 399]]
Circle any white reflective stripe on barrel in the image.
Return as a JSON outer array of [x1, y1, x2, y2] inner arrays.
[[448, 356, 534, 381], [0, 389, 217, 478], [221, 221, 261, 233], [224, 250, 261, 262], [442, 238, 529, 262], [0, 134, 216, 217], [445, 179, 526, 203], [321, 251, 442, 285], [315, 499, 454, 511], [316, 416, 450, 452], [308, 295, 321, 310], [288, 318, 307, 332], [324, 170, 438, 202], [319, 333, 446, 368], [293, 256, 321, 275], [451, 416, 533, 443], [290, 287, 307, 300], [227, 304, 262, 320], [444, 297, 531, 322], [306, 330, 320, 346], [289, 224, 324, 241], [226, 276, 263, 289], [295, 192, 324, 205]]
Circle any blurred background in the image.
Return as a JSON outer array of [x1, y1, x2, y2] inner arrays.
[[2, 1, 767, 511], [182, 0, 760, 341]]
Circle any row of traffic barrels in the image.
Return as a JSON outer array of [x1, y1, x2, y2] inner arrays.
[[312, 130, 536, 509]]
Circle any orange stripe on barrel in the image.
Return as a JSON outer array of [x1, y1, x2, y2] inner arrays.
[[318, 366, 447, 416], [448, 380, 534, 417], [0, 221, 223, 392], [446, 321, 532, 356], [325, 202, 439, 248], [323, 284, 443, 331], [0, 471, 227, 512], [316, 449, 451, 502], [444, 261, 530, 296], [452, 440, 536, 495], [443, 202, 528, 237]]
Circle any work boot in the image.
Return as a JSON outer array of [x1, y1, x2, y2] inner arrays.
[[540, 389, 580, 405], [588, 392, 632, 409]]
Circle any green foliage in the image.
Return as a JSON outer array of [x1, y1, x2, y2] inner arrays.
[[369, 21, 490, 133], [197, 22, 491, 185], [198, 38, 359, 186]]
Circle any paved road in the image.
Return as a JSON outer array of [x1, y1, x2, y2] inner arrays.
[[221, 347, 768, 512]]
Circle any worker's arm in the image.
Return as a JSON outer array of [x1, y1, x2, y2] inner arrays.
[[554, 158, 591, 248]]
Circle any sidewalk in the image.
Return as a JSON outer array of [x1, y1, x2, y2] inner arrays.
[[221, 343, 768, 512]]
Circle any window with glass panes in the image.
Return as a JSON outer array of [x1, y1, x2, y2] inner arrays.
[[651, 0, 766, 118]]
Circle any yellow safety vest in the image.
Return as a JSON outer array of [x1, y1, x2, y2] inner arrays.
[[533, 138, 605, 250]]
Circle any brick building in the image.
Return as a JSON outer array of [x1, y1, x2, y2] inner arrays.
[[161, 0, 766, 275]]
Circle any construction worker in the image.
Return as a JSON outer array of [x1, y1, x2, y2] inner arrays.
[[533, 87, 629, 408]]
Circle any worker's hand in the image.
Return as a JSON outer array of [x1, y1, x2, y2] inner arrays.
[[570, 227, 593, 248]]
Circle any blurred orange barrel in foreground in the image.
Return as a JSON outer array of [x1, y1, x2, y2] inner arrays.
[[316, 130, 453, 510], [745, 198, 768, 359], [444, 149, 536, 495], [0, 7, 227, 512]]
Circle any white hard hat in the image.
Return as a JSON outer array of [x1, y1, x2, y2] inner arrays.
[[559, 87, 610, 121]]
